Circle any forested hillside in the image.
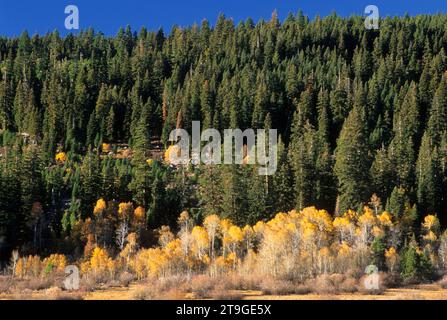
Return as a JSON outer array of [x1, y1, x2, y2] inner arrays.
[[1, 12, 447, 263]]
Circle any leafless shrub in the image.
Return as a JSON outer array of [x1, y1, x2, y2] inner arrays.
[[118, 271, 135, 287], [132, 284, 166, 300], [189, 275, 220, 299], [307, 274, 360, 295], [260, 278, 310, 295], [438, 275, 447, 289], [357, 273, 387, 295], [382, 272, 401, 288], [80, 275, 103, 292], [219, 274, 263, 291], [13, 277, 56, 292], [132, 277, 188, 300], [0, 276, 13, 294], [339, 277, 358, 293], [312, 274, 337, 295]]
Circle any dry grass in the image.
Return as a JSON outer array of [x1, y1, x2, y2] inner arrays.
[[132, 276, 188, 300], [260, 278, 311, 295], [4, 272, 447, 300], [43, 287, 84, 300], [209, 288, 243, 300]]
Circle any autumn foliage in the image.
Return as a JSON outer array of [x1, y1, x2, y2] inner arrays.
[[10, 202, 447, 290]]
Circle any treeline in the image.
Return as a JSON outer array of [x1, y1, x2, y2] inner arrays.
[[11, 207, 447, 289], [1, 12, 447, 258]]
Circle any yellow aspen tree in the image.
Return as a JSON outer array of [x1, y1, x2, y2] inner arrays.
[[385, 247, 398, 272], [158, 226, 175, 248], [422, 215, 441, 265], [133, 206, 146, 232], [120, 232, 139, 265], [191, 226, 210, 261], [226, 226, 244, 269], [242, 225, 255, 252], [93, 198, 107, 215], [358, 206, 377, 245], [220, 218, 233, 257], [15, 258, 25, 278], [333, 216, 351, 243], [90, 247, 111, 275], [178, 211, 192, 256], [118, 202, 134, 220], [317, 247, 331, 274], [422, 215, 440, 242], [203, 214, 220, 259]]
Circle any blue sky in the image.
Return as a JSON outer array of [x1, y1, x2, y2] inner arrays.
[[1, 0, 447, 37]]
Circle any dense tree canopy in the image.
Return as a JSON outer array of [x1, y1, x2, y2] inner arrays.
[[1, 12, 447, 260]]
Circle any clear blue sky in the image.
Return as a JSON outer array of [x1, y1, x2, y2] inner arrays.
[[1, 0, 447, 37]]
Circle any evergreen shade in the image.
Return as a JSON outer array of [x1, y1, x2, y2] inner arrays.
[[1, 13, 447, 254]]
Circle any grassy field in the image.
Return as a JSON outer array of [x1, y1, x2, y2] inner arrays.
[[2, 282, 447, 300], [83, 283, 447, 300]]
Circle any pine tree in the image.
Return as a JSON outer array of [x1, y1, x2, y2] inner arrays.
[[79, 151, 101, 219], [290, 122, 318, 210], [129, 100, 152, 207], [334, 105, 370, 214], [416, 132, 442, 215], [370, 146, 393, 200], [272, 137, 294, 213], [0, 58, 15, 131], [427, 74, 447, 145]]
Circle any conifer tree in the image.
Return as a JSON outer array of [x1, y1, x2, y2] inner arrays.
[[334, 105, 370, 214]]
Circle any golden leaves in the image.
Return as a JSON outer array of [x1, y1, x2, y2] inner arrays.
[[204, 214, 221, 235], [14, 253, 67, 278], [55, 152, 67, 163], [385, 247, 396, 259], [422, 215, 440, 231], [118, 202, 134, 217], [134, 206, 146, 220], [378, 211, 393, 226], [90, 247, 112, 274], [228, 226, 244, 243], [102, 143, 111, 153], [93, 198, 107, 215], [164, 145, 181, 164], [358, 206, 377, 227]]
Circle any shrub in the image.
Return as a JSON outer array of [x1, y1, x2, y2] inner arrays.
[[132, 277, 188, 300], [119, 271, 135, 287], [312, 275, 337, 295], [132, 286, 159, 300], [189, 275, 219, 299], [219, 274, 262, 291], [260, 278, 309, 295], [0, 276, 13, 294], [339, 277, 358, 293], [438, 275, 447, 289], [14, 278, 56, 292], [357, 273, 387, 295]]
